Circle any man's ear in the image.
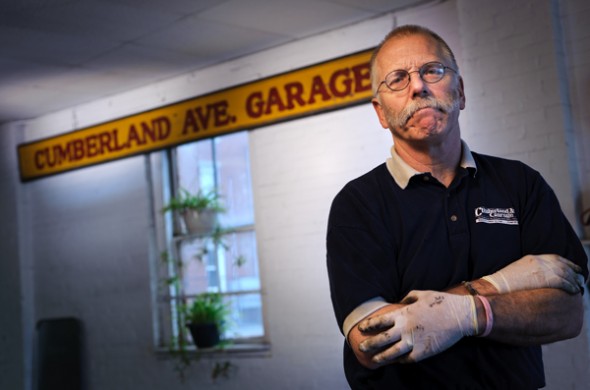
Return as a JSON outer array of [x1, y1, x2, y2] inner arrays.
[[458, 76, 466, 110], [371, 98, 390, 129]]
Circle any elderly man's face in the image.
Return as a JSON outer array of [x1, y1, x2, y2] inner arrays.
[[371, 34, 465, 145]]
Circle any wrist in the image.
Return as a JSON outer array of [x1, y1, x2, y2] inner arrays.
[[473, 294, 486, 335], [475, 295, 494, 337], [451, 278, 501, 296], [471, 278, 500, 295]]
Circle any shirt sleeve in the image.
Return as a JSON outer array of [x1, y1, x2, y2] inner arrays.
[[326, 180, 399, 332], [342, 297, 389, 338]]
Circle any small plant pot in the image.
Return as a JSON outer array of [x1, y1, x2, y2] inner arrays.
[[187, 322, 220, 348], [182, 209, 217, 235]]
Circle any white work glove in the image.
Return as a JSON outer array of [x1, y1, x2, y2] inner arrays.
[[482, 254, 585, 294], [358, 290, 477, 364]]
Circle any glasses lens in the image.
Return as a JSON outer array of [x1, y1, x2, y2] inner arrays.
[[421, 63, 445, 83], [385, 70, 409, 91]]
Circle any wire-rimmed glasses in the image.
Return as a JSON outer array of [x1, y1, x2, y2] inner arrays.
[[378, 62, 457, 92]]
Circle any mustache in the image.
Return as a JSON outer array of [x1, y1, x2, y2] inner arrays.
[[398, 96, 458, 125]]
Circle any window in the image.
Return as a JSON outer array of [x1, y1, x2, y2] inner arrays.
[[161, 131, 264, 345]]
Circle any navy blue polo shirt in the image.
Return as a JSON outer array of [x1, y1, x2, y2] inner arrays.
[[326, 146, 588, 390]]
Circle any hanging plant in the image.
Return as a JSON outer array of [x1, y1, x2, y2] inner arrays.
[[162, 189, 225, 235]]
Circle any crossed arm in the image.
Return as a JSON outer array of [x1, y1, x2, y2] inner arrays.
[[348, 254, 586, 369]]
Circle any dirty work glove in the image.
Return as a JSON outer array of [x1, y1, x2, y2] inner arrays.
[[358, 290, 477, 365], [482, 254, 585, 294]]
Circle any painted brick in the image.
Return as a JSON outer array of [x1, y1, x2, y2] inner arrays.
[[1, 1, 589, 389]]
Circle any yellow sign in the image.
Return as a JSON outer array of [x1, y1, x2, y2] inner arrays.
[[18, 49, 373, 181]]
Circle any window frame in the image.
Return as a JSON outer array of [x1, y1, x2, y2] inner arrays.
[[153, 131, 269, 354]]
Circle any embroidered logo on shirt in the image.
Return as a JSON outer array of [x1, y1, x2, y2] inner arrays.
[[474, 207, 518, 225]]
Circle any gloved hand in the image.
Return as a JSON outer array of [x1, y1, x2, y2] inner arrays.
[[357, 290, 477, 365], [482, 254, 585, 294]]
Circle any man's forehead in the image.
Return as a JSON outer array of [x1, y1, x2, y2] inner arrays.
[[378, 34, 444, 67]]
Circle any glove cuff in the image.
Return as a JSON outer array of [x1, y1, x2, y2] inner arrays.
[[482, 274, 505, 293]]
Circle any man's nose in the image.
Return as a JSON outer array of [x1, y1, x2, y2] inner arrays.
[[407, 71, 430, 98]]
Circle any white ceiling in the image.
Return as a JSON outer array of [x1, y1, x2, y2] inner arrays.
[[0, 0, 427, 124]]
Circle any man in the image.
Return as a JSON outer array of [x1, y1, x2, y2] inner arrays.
[[326, 25, 588, 389]]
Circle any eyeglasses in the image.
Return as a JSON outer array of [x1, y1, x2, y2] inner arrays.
[[378, 62, 457, 92]]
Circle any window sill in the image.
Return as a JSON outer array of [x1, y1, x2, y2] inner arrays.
[[155, 342, 271, 359]]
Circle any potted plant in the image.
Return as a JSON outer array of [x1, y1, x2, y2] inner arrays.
[[159, 258, 235, 381], [162, 189, 225, 235], [183, 292, 230, 349]]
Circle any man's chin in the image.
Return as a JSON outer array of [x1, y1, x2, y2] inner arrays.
[[395, 121, 451, 141]]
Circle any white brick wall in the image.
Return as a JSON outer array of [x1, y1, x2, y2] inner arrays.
[[249, 104, 392, 389], [0, 126, 27, 390], [1, 1, 589, 389], [457, 0, 583, 225], [560, 0, 590, 240], [0, 12, 398, 390], [457, 0, 590, 388]]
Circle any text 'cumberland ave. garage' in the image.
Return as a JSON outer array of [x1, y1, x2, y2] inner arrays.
[[18, 49, 373, 181]]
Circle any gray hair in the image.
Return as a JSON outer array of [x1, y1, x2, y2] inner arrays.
[[370, 25, 459, 95]]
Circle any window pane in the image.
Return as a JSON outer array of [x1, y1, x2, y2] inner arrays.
[[217, 230, 260, 293], [225, 293, 264, 339], [177, 140, 215, 194], [214, 132, 255, 227], [179, 238, 214, 295]]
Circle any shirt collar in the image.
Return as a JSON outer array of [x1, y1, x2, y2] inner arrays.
[[385, 140, 477, 189]]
